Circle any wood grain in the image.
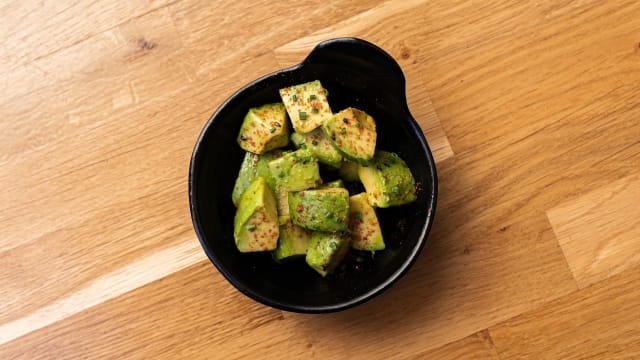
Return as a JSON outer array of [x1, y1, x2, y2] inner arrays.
[[2, 0, 640, 358], [489, 268, 640, 360], [407, 330, 500, 360], [548, 174, 640, 288]]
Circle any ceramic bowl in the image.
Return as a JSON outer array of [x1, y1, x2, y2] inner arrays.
[[189, 38, 437, 313]]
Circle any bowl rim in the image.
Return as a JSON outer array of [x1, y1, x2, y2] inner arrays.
[[189, 37, 438, 313]]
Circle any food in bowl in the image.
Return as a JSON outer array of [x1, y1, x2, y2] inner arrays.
[[231, 80, 417, 276]]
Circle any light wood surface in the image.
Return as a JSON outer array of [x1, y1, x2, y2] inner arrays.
[[2, 0, 639, 358]]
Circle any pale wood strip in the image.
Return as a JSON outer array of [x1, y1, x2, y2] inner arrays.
[[547, 174, 640, 288], [0, 239, 205, 345], [405, 330, 501, 360], [0, 262, 285, 360], [489, 268, 640, 360]]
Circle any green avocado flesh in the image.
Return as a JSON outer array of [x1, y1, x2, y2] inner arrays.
[[272, 216, 311, 262], [291, 128, 342, 168], [318, 179, 344, 189], [237, 103, 289, 154], [230, 81, 418, 276], [338, 160, 360, 182], [233, 177, 279, 252], [322, 107, 376, 164], [349, 193, 384, 251], [306, 231, 350, 277], [279, 80, 332, 134], [358, 150, 417, 208], [232, 150, 284, 206], [288, 188, 349, 232], [268, 149, 322, 192]]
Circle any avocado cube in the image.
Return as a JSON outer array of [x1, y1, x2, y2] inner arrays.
[[317, 179, 344, 189], [358, 151, 417, 208], [288, 188, 349, 232], [306, 231, 350, 277], [349, 193, 384, 251], [322, 107, 376, 164], [233, 177, 279, 252], [232, 150, 284, 206], [338, 160, 360, 182], [268, 149, 322, 192], [237, 103, 290, 154], [279, 80, 332, 133], [275, 186, 290, 217], [272, 216, 311, 262], [291, 128, 342, 168]]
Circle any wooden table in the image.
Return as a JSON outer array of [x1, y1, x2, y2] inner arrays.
[[2, 1, 639, 358]]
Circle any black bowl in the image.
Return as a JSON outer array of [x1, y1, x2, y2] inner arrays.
[[189, 38, 437, 313]]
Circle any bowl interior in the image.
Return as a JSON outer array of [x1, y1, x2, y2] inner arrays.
[[190, 39, 437, 312]]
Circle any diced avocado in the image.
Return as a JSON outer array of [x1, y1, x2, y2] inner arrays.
[[275, 186, 290, 217], [272, 216, 311, 262], [306, 231, 350, 277], [237, 103, 290, 154], [358, 150, 417, 208], [291, 128, 342, 168], [322, 107, 376, 164], [232, 150, 284, 206], [254, 150, 285, 190], [288, 188, 349, 232], [268, 149, 322, 192], [232, 152, 259, 206], [318, 179, 344, 189], [338, 160, 360, 182], [349, 193, 384, 251], [233, 177, 279, 252], [279, 80, 332, 133]]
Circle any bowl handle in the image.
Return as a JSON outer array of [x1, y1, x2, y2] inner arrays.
[[302, 38, 408, 104]]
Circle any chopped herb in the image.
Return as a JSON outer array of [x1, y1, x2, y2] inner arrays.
[[269, 127, 276, 133], [355, 122, 361, 128], [247, 224, 257, 231], [300, 143, 307, 149], [299, 111, 307, 120], [278, 172, 285, 178], [292, 94, 297, 102], [310, 94, 317, 100], [324, 89, 329, 96], [353, 211, 363, 220], [312, 107, 319, 113], [311, 140, 318, 146], [341, 127, 347, 135]]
